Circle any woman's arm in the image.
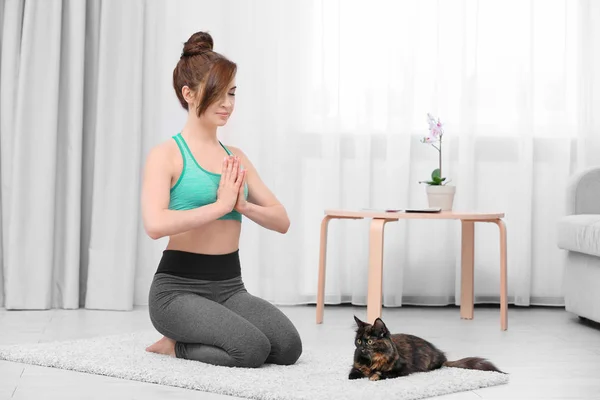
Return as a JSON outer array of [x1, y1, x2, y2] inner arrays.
[[229, 146, 290, 234], [140, 144, 240, 240]]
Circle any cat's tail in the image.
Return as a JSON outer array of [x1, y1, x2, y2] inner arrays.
[[443, 357, 506, 373]]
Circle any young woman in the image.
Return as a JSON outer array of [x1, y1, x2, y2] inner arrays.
[[141, 31, 302, 368]]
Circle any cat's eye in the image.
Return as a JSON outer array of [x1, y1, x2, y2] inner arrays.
[[356, 339, 361, 344], [367, 339, 373, 345]]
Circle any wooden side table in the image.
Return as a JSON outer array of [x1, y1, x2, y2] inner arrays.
[[316, 209, 508, 330]]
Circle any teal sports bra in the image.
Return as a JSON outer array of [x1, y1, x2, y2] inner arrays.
[[168, 133, 248, 221]]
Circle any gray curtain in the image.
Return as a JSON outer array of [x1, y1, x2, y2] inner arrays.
[[0, 0, 164, 310]]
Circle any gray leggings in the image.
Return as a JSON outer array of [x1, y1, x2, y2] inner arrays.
[[148, 272, 302, 368]]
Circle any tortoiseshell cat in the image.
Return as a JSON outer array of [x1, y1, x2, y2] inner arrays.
[[349, 316, 504, 381]]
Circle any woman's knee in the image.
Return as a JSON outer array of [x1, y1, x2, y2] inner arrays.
[[231, 332, 271, 368], [269, 326, 303, 365]]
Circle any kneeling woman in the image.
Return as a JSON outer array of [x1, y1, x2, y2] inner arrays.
[[140, 31, 302, 368]]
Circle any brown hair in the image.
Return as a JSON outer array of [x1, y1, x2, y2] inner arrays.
[[173, 31, 237, 117]]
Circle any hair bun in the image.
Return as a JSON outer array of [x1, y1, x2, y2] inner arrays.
[[182, 31, 214, 58]]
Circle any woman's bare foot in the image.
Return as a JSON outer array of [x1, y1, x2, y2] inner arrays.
[[146, 336, 176, 357]]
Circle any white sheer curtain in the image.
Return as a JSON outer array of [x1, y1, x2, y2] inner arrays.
[[1, 0, 598, 310]]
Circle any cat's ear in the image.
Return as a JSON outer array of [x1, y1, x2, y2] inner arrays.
[[373, 318, 390, 338], [354, 315, 368, 328]]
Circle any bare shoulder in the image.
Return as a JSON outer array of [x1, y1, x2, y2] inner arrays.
[[224, 144, 248, 158], [149, 136, 179, 158], [145, 137, 180, 171]]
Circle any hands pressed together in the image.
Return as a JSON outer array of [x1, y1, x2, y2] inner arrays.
[[216, 155, 247, 214]]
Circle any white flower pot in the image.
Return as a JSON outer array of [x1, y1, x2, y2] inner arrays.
[[426, 185, 456, 211]]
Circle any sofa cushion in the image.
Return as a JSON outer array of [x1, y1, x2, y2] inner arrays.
[[557, 214, 600, 257]]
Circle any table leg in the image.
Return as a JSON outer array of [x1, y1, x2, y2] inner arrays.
[[494, 219, 508, 331], [316, 215, 333, 324], [460, 220, 475, 320], [367, 218, 390, 324]]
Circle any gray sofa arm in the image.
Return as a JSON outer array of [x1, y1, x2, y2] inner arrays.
[[566, 166, 600, 215]]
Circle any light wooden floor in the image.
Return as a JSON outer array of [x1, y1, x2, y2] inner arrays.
[[1, 304, 599, 399]]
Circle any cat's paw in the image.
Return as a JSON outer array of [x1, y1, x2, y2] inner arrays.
[[348, 369, 364, 380], [368, 372, 382, 381]]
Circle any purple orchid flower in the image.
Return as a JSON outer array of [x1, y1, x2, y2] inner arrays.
[[426, 113, 443, 140], [420, 113, 448, 185]]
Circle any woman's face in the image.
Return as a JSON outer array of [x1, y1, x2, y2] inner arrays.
[[199, 79, 236, 127]]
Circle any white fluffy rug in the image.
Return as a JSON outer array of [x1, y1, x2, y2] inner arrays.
[[0, 331, 508, 400]]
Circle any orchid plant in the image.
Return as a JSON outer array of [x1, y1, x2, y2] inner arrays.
[[419, 113, 449, 186]]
